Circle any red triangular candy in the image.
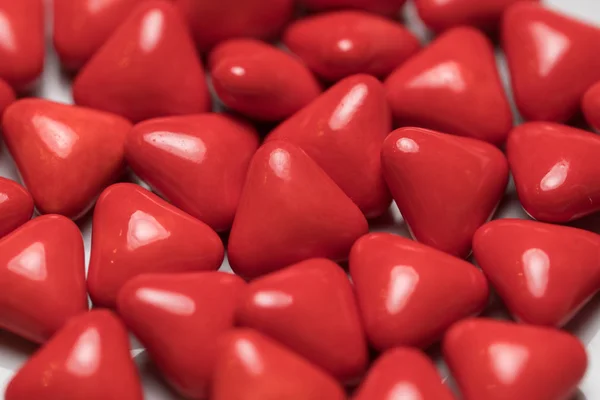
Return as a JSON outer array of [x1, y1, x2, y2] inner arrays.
[[87, 183, 224, 309], [237, 258, 368, 382], [228, 141, 368, 279], [0, 177, 33, 238]]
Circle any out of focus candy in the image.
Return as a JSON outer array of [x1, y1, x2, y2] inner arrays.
[[117, 272, 246, 400], [385, 27, 512, 145], [444, 318, 587, 400], [209, 39, 321, 122], [350, 233, 489, 351], [0, 178, 33, 238], [212, 329, 346, 400], [236, 258, 368, 382], [267, 75, 392, 218], [87, 183, 224, 309], [503, 2, 600, 122], [2, 99, 130, 219], [228, 141, 368, 279], [5, 310, 144, 400], [474, 219, 600, 327], [126, 114, 259, 232], [73, 1, 210, 122], [381, 127, 509, 258], [299, 0, 407, 16], [283, 11, 420, 81], [582, 80, 600, 131], [507, 122, 600, 223], [0, 215, 87, 344], [0, 79, 15, 115]]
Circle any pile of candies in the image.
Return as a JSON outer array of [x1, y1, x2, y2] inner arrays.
[[1, 0, 600, 398]]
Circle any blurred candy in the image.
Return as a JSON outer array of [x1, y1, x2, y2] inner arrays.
[[582, 80, 600, 131], [0, 178, 33, 238], [0, 79, 15, 115], [299, 0, 407, 16]]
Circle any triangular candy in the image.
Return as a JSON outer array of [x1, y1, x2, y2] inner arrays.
[[0, 215, 87, 344], [236, 258, 368, 382], [443, 318, 587, 400], [381, 127, 508, 258], [267, 74, 392, 218], [117, 272, 246, 399], [474, 219, 600, 327], [384, 27, 513, 145], [354, 347, 456, 400], [5, 310, 143, 400], [300, 0, 407, 16], [349, 232, 489, 351], [582, 80, 600, 131], [212, 329, 346, 400], [73, 1, 210, 122], [2, 99, 131, 219], [228, 141, 368, 279], [502, 2, 600, 122], [87, 183, 224, 309], [507, 122, 600, 222], [126, 113, 259, 232], [0, 177, 33, 238]]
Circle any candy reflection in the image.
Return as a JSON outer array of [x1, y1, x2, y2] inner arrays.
[[408, 61, 466, 93], [387, 381, 423, 400], [488, 342, 530, 384], [235, 338, 264, 376], [7, 242, 47, 281], [33, 115, 79, 159], [530, 22, 570, 77], [540, 160, 569, 191], [336, 39, 353, 52], [127, 210, 171, 250], [252, 290, 293, 308], [87, 0, 119, 14], [143, 131, 207, 163], [66, 328, 101, 377], [139, 9, 164, 53], [396, 138, 419, 153], [386, 265, 419, 314], [135, 287, 196, 315], [0, 11, 15, 52], [328, 83, 368, 130], [522, 248, 550, 298], [269, 149, 291, 181]]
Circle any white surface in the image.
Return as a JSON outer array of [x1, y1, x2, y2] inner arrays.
[[0, 0, 598, 399]]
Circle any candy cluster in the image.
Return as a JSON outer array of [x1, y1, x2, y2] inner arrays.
[[0, 0, 597, 399]]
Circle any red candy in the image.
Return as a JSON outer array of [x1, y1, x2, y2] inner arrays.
[[117, 272, 246, 399], [582, 81, 600, 131], [237, 258, 368, 382], [507, 122, 600, 223], [2, 99, 130, 219], [385, 27, 513, 145], [73, 0, 210, 122], [6, 310, 144, 400], [0, 79, 15, 115], [283, 11, 420, 81], [350, 233, 489, 351], [268, 74, 392, 218], [126, 114, 259, 232], [228, 141, 368, 279], [87, 183, 224, 309], [502, 2, 600, 122], [209, 39, 322, 122], [444, 318, 587, 400], [474, 219, 600, 327], [300, 0, 407, 16], [0, 177, 33, 238], [0, 215, 87, 344], [212, 329, 346, 400], [382, 127, 508, 258]]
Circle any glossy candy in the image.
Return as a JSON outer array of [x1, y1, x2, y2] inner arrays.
[[0, 178, 33, 238], [87, 183, 224, 309], [350, 233, 489, 351], [237, 258, 368, 382], [385, 27, 513, 145], [283, 11, 420, 81], [212, 329, 346, 400], [267, 75, 392, 218], [126, 114, 259, 232], [5, 310, 144, 400], [53, 0, 146, 70], [117, 272, 246, 399], [73, 1, 210, 123], [173, 0, 294, 51], [502, 2, 600, 122], [300, 0, 407, 16], [228, 141, 368, 279], [507, 122, 600, 223], [209, 39, 321, 122], [353, 348, 456, 400], [444, 318, 588, 400], [381, 127, 509, 258], [2, 99, 130, 219], [0, 79, 15, 115], [0, 215, 87, 344], [582, 81, 600, 131]]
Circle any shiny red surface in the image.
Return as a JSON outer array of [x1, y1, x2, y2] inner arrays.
[[228, 141, 368, 279], [236, 258, 367, 382], [381, 127, 509, 258], [0, 178, 33, 238], [300, 0, 407, 15], [385, 27, 513, 145], [350, 233, 489, 351], [73, 1, 210, 123], [0, 79, 15, 115], [117, 272, 246, 399], [2, 99, 130, 220], [5, 310, 143, 400], [267, 75, 392, 218], [582, 81, 600, 131], [283, 11, 420, 81], [87, 183, 224, 309], [443, 318, 587, 400]]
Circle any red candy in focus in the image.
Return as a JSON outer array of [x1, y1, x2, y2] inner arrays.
[[0, 178, 33, 238]]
